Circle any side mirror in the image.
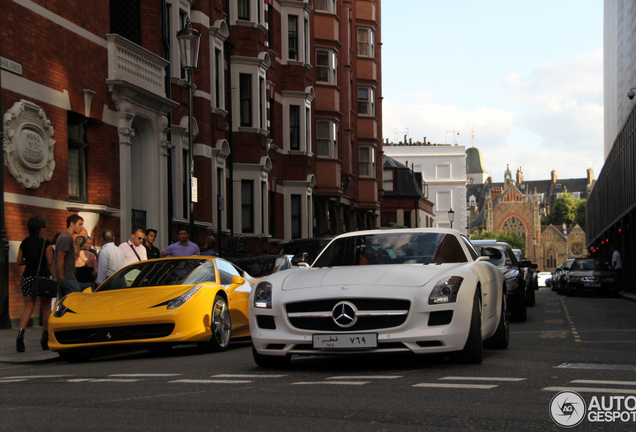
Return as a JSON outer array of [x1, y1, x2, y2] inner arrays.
[[226, 275, 246, 293], [480, 247, 502, 261], [531, 263, 538, 269], [82, 286, 93, 294], [520, 260, 532, 268], [291, 252, 309, 266]]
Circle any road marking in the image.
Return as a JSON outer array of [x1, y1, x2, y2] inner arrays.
[[91, 379, 141, 382], [439, 376, 526, 382], [540, 331, 568, 338], [170, 379, 252, 384], [292, 381, 369, 386], [543, 386, 636, 395], [413, 383, 497, 389], [212, 374, 286, 378], [109, 374, 182, 377], [556, 363, 636, 371], [0, 379, 29, 383], [1, 375, 69, 379], [571, 380, 636, 386], [326, 376, 402, 380], [67, 379, 93, 382]]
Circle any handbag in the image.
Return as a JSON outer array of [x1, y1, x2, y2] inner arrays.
[[34, 239, 58, 298]]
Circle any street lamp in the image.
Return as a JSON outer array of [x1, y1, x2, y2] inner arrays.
[[448, 208, 455, 229], [177, 17, 201, 240]]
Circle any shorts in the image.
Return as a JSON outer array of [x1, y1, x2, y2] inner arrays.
[[21, 276, 36, 297]]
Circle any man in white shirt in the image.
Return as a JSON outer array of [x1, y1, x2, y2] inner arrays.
[[119, 228, 148, 266], [97, 230, 125, 284]]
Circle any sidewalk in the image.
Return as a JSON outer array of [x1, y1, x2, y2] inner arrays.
[[1, 292, 636, 365], [0, 328, 60, 365]]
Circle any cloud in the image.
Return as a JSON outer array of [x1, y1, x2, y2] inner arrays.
[[382, 49, 604, 182]]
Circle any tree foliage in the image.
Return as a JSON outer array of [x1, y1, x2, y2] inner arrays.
[[469, 230, 527, 251], [541, 193, 586, 230]]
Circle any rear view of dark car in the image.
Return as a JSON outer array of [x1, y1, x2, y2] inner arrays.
[[564, 258, 619, 297]]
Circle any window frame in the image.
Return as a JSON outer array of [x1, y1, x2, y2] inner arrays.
[[68, 118, 88, 203], [358, 87, 374, 116], [357, 27, 374, 58], [241, 179, 254, 233], [359, 146, 375, 178], [316, 49, 337, 85], [316, 119, 338, 158], [383, 168, 395, 192]]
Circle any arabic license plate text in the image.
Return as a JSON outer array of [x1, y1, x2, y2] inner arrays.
[[313, 333, 378, 349]]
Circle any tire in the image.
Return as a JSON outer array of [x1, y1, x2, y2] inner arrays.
[[252, 345, 291, 368], [198, 294, 232, 353], [450, 289, 483, 364], [484, 288, 509, 349], [526, 285, 536, 307], [58, 349, 93, 363], [512, 297, 527, 322]]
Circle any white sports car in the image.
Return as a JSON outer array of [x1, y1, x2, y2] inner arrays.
[[250, 228, 508, 367]]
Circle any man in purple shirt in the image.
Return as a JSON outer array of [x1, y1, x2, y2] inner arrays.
[[161, 227, 201, 257]]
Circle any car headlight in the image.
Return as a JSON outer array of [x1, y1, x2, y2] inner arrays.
[[429, 276, 463, 305], [505, 277, 519, 292], [253, 281, 272, 309], [53, 296, 74, 318], [167, 285, 203, 309]]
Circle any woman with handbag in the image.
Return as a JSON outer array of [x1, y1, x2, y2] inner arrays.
[[16, 216, 56, 352], [75, 236, 97, 290]]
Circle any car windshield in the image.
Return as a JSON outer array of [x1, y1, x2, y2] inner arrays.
[[571, 259, 612, 271], [97, 259, 217, 291], [312, 232, 467, 267]]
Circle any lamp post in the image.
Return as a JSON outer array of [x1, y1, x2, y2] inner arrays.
[[448, 208, 455, 229], [177, 18, 201, 240]]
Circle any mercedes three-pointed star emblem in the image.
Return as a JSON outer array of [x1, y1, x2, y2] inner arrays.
[[332, 301, 358, 328]]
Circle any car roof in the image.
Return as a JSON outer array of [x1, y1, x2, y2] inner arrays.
[[331, 227, 463, 239]]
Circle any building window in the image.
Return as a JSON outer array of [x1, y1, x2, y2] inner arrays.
[[213, 48, 223, 109], [240, 73, 252, 127], [383, 169, 394, 192], [357, 27, 374, 58], [242, 180, 254, 233], [358, 87, 374, 116], [68, 117, 88, 203], [381, 212, 397, 227], [359, 146, 375, 177], [316, 49, 337, 85], [315, 0, 336, 13], [259, 77, 265, 130], [288, 15, 298, 61], [182, 149, 190, 219], [291, 194, 301, 238], [317, 120, 337, 157], [289, 105, 300, 150], [469, 195, 477, 207], [110, 0, 141, 45], [238, 0, 250, 20], [546, 248, 557, 269]]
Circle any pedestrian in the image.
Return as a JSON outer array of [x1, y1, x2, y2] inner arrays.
[[56, 214, 85, 297], [611, 244, 623, 292], [75, 236, 97, 290], [15, 216, 56, 352], [200, 236, 219, 256], [144, 228, 161, 259], [119, 228, 148, 266], [97, 229, 125, 285], [85, 235, 98, 258], [161, 227, 200, 257]]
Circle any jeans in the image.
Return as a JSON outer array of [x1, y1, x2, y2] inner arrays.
[[58, 279, 82, 297]]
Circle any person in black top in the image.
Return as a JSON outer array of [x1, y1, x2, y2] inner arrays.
[[144, 228, 161, 259], [16, 216, 56, 352]]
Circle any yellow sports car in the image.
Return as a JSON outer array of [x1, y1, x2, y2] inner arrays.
[[48, 256, 252, 362]]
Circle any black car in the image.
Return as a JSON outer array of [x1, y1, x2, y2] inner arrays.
[[279, 236, 334, 265], [228, 255, 292, 278], [563, 258, 619, 297], [513, 248, 538, 306], [472, 240, 531, 322], [555, 258, 575, 295]]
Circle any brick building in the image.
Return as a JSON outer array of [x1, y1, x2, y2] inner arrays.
[[1, 0, 383, 326]]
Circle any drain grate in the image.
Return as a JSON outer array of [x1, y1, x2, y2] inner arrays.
[[556, 363, 636, 371]]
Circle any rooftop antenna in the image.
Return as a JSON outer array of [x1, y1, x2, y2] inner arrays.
[[445, 130, 460, 145]]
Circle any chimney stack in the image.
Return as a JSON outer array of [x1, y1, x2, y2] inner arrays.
[[491, 186, 503, 202], [551, 170, 558, 184]]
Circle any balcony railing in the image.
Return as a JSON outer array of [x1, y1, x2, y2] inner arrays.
[[107, 34, 169, 96]]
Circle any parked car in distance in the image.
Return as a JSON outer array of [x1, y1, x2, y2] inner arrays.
[[512, 248, 538, 305], [472, 240, 531, 321], [563, 258, 620, 297], [279, 236, 334, 266], [556, 258, 576, 294], [251, 228, 509, 367], [537, 272, 552, 287], [550, 265, 563, 291], [229, 255, 292, 278]]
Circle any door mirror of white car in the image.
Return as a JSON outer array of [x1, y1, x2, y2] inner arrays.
[[480, 246, 502, 261], [291, 252, 309, 266]]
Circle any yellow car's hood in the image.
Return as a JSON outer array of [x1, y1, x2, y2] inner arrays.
[[63, 285, 198, 314]]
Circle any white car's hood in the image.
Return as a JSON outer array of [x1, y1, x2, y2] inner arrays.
[[281, 264, 461, 291]]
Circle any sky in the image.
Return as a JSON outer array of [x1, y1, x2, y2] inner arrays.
[[381, 0, 604, 183]]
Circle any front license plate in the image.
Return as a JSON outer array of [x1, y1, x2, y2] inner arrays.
[[313, 333, 378, 350], [584, 283, 601, 288]]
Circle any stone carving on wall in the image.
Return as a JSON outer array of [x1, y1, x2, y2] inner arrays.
[[3, 99, 56, 189]]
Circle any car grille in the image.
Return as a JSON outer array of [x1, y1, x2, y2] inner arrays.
[[54, 323, 175, 345], [285, 298, 410, 332]]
